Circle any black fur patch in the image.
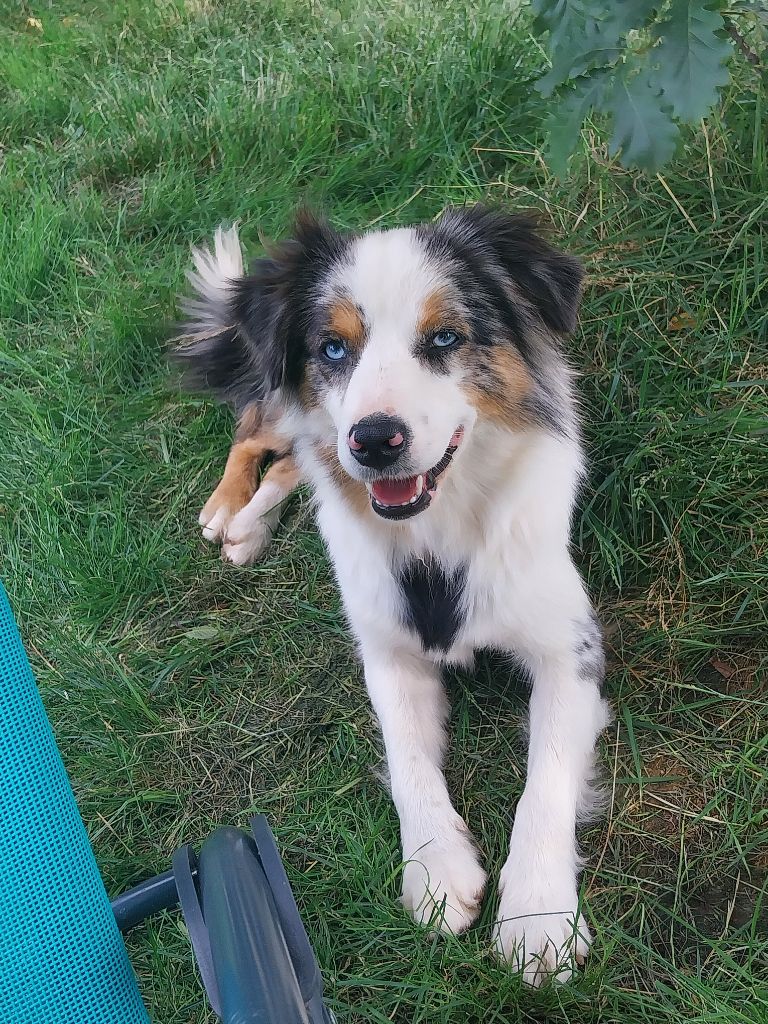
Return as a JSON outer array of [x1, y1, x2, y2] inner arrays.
[[173, 324, 248, 402], [419, 205, 584, 437], [398, 557, 468, 652], [421, 223, 532, 358], [173, 211, 353, 411], [427, 206, 584, 336]]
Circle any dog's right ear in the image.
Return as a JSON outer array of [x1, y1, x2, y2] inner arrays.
[[173, 213, 344, 407]]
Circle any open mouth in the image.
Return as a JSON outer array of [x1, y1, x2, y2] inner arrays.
[[367, 427, 464, 521]]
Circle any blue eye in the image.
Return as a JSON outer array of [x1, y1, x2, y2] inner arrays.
[[431, 330, 459, 349], [321, 339, 348, 362]]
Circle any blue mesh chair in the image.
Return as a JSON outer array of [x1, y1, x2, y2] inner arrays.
[[0, 582, 333, 1024]]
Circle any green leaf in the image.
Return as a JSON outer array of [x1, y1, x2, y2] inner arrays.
[[536, 40, 620, 97], [534, 0, 659, 97], [608, 67, 680, 172], [544, 71, 609, 177], [183, 625, 220, 640], [531, 0, 570, 34], [596, 0, 659, 38], [533, 3, 600, 97], [652, 1, 733, 122]]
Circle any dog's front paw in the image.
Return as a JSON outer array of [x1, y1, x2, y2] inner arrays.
[[494, 860, 590, 985], [199, 481, 253, 544], [219, 484, 284, 565], [221, 506, 273, 565], [401, 827, 487, 936]]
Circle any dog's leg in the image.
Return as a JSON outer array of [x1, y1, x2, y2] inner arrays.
[[221, 453, 300, 564], [494, 593, 610, 985], [362, 642, 487, 935], [199, 403, 300, 564]]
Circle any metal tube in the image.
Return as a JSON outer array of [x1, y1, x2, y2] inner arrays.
[[111, 868, 187, 933]]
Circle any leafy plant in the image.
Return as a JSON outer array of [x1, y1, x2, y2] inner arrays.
[[534, 0, 767, 175]]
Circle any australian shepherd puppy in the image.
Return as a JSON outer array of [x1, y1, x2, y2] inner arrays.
[[175, 206, 611, 986]]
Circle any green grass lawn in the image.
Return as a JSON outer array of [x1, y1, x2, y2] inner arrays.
[[2, 2, 766, 1021]]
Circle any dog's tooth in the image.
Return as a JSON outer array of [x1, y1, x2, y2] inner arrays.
[[416, 475, 424, 497]]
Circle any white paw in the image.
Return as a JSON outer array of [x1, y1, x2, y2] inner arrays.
[[494, 866, 590, 986], [401, 827, 487, 936], [221, 522, 272, 565], [219, 493, 277, 565], [199, 502, 234, 543]]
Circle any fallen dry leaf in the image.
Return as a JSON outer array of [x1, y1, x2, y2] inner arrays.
[[668, 311, 697, 332], [709, 657, 735, 680]]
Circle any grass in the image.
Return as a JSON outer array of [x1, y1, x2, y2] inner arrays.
[[1, 1, 766, 1021]]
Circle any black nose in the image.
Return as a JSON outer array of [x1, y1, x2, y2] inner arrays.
[[348, 414, 409, 470]]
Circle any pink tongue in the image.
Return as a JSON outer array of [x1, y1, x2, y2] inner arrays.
[[371, 476, 418, 505]]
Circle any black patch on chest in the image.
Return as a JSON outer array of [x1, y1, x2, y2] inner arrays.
[[398, 558, 468, 652]]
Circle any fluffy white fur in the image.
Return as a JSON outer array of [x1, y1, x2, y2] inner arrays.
[[303, 424, 610, 983], [188, 222, 611, 985]]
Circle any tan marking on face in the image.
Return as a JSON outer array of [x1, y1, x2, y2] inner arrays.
[[417, 288, 471, 338], [461, 345, 533, 429], [315, 443, 371, 517], [327, 298, 365, 349]]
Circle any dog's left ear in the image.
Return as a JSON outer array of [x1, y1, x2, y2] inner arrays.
[[442, 205, 585, 334]]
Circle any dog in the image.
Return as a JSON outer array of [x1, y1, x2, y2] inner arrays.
[[174, 206, 611, 985]]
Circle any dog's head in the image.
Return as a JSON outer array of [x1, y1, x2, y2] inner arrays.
[[175, 206, 583, 521]]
